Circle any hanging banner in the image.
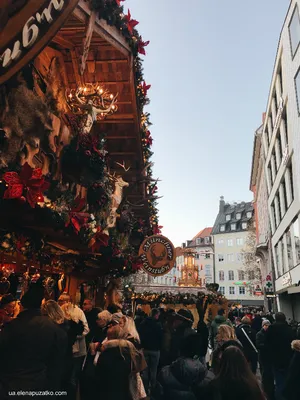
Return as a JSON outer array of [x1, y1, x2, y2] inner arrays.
[[139, 235, 176, 276], [0, 0, 79, 85]]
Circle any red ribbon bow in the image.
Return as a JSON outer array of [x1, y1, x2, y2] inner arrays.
[[152, 225, 163, 235], [125, 9, 139, 34], [146, 130, 153, 146], [65, 197, 89, 234], [89, 227, 109, 252], [3, 163, 50, 208], [137, 37, 150, 55]]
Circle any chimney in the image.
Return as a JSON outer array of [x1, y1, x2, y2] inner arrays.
[[219, 196, 225, 213], [182, 243, 186, 248]]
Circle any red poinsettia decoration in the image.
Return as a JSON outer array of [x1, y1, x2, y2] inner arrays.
[[141, 81, 151, 96], [3, 163, 50, 208], [137, 37, 150, 55], [124, 9, 139, 34], [145, 130, 153, 146], [89, 227, 109, 252], [115, 0, 125, 6], [65, 197, 89, 234], [152, 224, 163, 235]]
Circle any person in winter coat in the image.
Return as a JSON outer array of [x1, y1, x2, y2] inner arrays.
[[211, 325, 241, 373], [202, 346, 265, 400], [251, 312, 263, 333], [283, 340, 300, 400], [235, 317, 258, 374], [210, 309, 232, 349], [256, 320, 274, 400], [196, 302, 209, 364], [0, 286, 67, 396], [155, 334, 214, 400], [265, 312, 295, 399], [60, 295, 89, 397], [82, 299, 101, 346], [170, 309, 196, 363], [139, 308, 163, 395], [96, 324, 146, 400]]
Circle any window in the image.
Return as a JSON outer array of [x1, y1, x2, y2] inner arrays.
[[219, 286, 225, 295], [204, 236, 210, 244], [248, 271, 255, 280], [205, 253, 211, 259], [242, 222, 247, 230], [229, 286, 235, 295], [218, 239, 224, 246], [239, 287, 246, 295], [228, 270, 234, 280], [247, 211, 252, 219], [196, 238, 201, 245], [289, 5, 300, 56], [237, 238, 244, 246], [231, 223, 236, 231], [226, 214, 231, 221], [293, 217, 300, 266], [227, 239, 233, 247], [238, 270, 245, 280], [218, 254, 224, 262], [205, 265, 211, 276], [236, 253, 242, 262], [236, 213, 241, 220], [219, 270, 224, 281], [295, 68, 300, 114], [220, 225, 225, 232], [227, 253, 234, 262]]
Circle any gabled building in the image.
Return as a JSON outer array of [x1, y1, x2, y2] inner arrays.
[[212, 197, 264, 306]]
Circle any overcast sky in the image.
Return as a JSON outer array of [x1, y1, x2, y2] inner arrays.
[[126, 0, 289, 246]]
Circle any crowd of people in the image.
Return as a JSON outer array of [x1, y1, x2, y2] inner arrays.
[[0, 287, 300, 400]]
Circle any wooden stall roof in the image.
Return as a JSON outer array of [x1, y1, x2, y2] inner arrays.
[[47, 1, 147, 208]]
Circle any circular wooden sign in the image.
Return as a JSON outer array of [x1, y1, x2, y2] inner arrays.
[[139, 235, 176, 276], [0, 0, 79, 85]]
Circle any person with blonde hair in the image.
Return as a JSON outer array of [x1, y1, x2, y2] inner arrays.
[[60, 295, 89, 398], [96, 324, 146, 400], [212, 324, 242, 373], [41, 300, 65, 325]]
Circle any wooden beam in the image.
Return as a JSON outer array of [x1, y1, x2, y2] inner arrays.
[[80, 10, 97, 76], [70, 49, 83, 86], [52, 34, 75, 49]]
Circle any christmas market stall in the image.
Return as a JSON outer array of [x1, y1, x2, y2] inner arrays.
[[0, 0, 160, 304]]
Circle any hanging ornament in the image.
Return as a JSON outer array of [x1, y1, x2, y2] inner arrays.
[[137, 37, 150, 55], [124, 9, 139, 34]]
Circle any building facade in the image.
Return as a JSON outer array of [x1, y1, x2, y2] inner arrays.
[[212, 197, 264, 306], [250, 124, 275, 311], [261, 0, 300, 319]]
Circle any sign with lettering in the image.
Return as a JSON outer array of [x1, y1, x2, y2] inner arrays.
[[139, 235, 176, 276], [0, 0, 79, 85]]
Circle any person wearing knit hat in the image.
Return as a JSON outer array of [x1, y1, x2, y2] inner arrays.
[[256, 316, 274, 399], [170, 308, 196, 362], [176, 308, 194, 324]]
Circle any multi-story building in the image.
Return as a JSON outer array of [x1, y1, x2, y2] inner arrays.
[[260, 0, 300, 318], [212, 197, 264, 306], [250, 123, 275, 311]]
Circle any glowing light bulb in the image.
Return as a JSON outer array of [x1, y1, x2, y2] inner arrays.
[[84, 87, 87, 92], [99, 88, 104, 94], [69, 93, 72, 98], [110, 94, 114, 99], [112, 105, 115, 110]]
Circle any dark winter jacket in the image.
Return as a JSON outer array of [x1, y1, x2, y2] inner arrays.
[[210, 316, 232, 347], [96, 341, 134, 400], [283, 340, 300, 400], [256, 328, 269, 364], [236, 324, 257, 362], [0, 309, 67, 392], [265, 321, 295, 369], [251, 315, 263, 333], [170, 324, 196, 362], [196, 320, 209, 357], [156, 356, 213, 400], [84, 307, 101, 345], [139, 317, 163, 351], [211, 339, 244, 373]]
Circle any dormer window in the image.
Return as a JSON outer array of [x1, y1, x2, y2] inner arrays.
[[196, 238, 201, 245], [204, 236, 210, 244], [242, 222, 248, 229], [247, 211, 252, 219], [231, 223, 236, 231], [220, 225, 225, 232], [236, 213, 241, 220], [226, 214, 231, 221]]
